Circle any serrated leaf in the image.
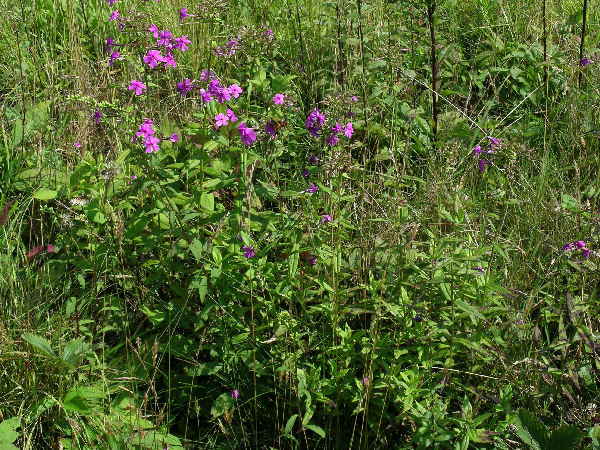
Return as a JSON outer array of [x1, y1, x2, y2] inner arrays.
[[0, 417, 20, 447], [61, 337, 90, 366], [23, 333, 56, 358], [548, 426, 584, 450], [515, 409, 548, 449]]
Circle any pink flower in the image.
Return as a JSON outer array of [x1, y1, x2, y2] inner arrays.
[[320, 214, 332, 225], [109, 10, 119, 21], [215, 113, 229, 128], [344, 122, 354, 138], [272, 93, 285, 105], [238, 122, 256, 146], [128, 80, 146, 95], [143, 50, 166, 68], [226, 109, 237, 122], [149, 24, 159, 38], [109, 50, 121, 66], [170, 134, 178, 142], [74, 141, 82, 148], [157, 30, 172, 46], [144, 135, 160, 153], [229, 84, 242, 98], [242, 245, 255, 258], [173, 36, 191, 51], [231, 389, 239, 399], [164, 53, 176, 68]]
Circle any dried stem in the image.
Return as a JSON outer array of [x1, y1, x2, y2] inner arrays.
[[427, 0, 438, 150]]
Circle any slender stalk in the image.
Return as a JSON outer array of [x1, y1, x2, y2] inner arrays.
[[578, 0, 588, 87], [427, 0, 438, 150], [542, 0, 547, 87]]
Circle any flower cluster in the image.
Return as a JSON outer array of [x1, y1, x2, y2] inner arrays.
[[306, 108, 325, 137], [562, 240, 590, 259], [136, 119, 159, 153]]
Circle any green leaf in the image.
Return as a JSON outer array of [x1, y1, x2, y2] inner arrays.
[[22, 333, 56, 358], [0, 417, 21, 448], [61, 337, 90, 367], [63, 389, 90, 414], [200, 192, 214, 211], [284, 414, 298, 435], [305, 424, 325, 438], [33, 189, 57, 201], [561, 194, 579, 212], [515, 409, 548, 449], [548, 426, 584, 450]]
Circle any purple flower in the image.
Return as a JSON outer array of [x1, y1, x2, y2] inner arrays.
[[164, 52, 176, 68], [109, 50, 121, 66], [574, 241, 586, 249], [226, 109, 237, 122], [306, 183, 318, 194], [74, 141, 82, 148], [109, 10, 119, 21], [143, 50, 166, 68], [344, 122, 354, 138], [306, 108, 325, 137], [414, 315, 423, 323], [302, 168, 309, 179], [361, 376, 370, 385], [157, 30, 172, 46], [94, 108, 102, 124], [473, 266, 485, 273], [177, 78, 192, 97], [309, 155, 319, 165], [265, 121, 276, 139], [149, 24, 159, 38], [228, 84, 242, 99], [217, 87, 231, 103], [473, 145, 482, 156], [325, 134, 339, 147], [331, 122, 343, 134], [105, 0, 116, 6], [237, 233, 243, 242], [179, 8, 189, 23], [200, 69, 216, 81], [215, 113, 229, 128], [129, 175, 137, 185], [243, 245, 255, 258], [320, 214, 332, 225], [351, 95, 358, 102], [231, 389, 239, 399], [272, 93, 285, 105], [128, 80, 146, 96], [144, 135, 160, 153], [478, 159, 491, 172], [582, 58, 591, 67], [170, 134, 178, 143], [136, 119, 155, 137], [199, 89, 212, 104], [238, 122, 256, 146], [106, 36, 115, 53], [583, 249, 590, 259], [309, 256, 318, 266], [562, 242, 572, 251], [173, 35, 191, 52], [487, 136, 502, 150]]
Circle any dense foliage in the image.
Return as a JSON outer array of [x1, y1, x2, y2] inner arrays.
[[0, 0, 599, 448]]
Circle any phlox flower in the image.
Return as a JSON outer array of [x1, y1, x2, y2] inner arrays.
[[157, 30, 172, 46], [582, 58, 591, 67], [231, 389, 239, 399], [265, 121, 276, 139], [144, 50, 167, 68], [326, 134, 339, 147], [170, 134, 178, 143], [164, 53, 176, 68], [226, 109, 237, 122], [215, 113, 229, 128], [229, 84, 242, 98], [105, 0, 116, 6], [487, 136, 501, 150], [331, 122, 343, 134], [306, 183, 318, 194], [94, 108, 102, 124], [177, 78, 192, 96], [306, 108, 325, 137], [179, 8, 188, 23], [173, 36, 191, 51], [199, 88, 212, 104], [345, 122, 354, 138], [200, 69, 216, 81], [272, 93, 284, 105], [144, 135, 160, 153], [478, 159, 491, 172], [242, 245, 255, 258], [109, 10, 119, 21], [149, 24, 159, 38], [136, 119, 155, 138], [319, 214, 332, 225], [128, 80, 146, 95], [106, 36, 115, 53], [351, 95, 359, 102], [109, 50, 121, 66], [74, 141, 82, 148], [238, 122, 256, 146]]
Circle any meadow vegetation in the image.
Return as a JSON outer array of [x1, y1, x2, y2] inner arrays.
[[0, 0, 599, 447]]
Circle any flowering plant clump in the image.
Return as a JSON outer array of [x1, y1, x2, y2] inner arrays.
[[562, 240, 591, 259]]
